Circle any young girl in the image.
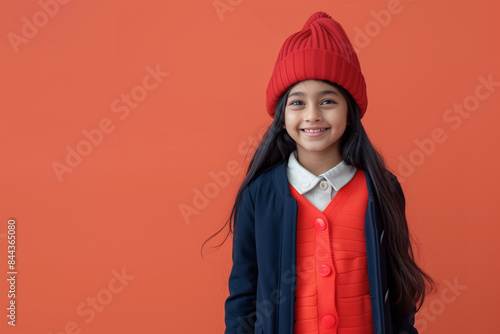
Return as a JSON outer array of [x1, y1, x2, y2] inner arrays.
[[205, 11, 433, 334]]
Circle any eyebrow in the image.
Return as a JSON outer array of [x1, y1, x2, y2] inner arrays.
[[288, 90, 339, 98]]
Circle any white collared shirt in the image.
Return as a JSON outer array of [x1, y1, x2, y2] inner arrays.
[[286, 150, 357, 211]]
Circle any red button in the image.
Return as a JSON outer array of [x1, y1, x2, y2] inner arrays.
[[314, 218, 326, 230], [322, 315, 336, 328], [318, 265, 331, 276]]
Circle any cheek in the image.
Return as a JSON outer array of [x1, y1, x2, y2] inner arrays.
[[328, 110, 348, 127], [284, 112, 297, 129]]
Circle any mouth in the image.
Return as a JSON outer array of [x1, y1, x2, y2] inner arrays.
[[301, 128, 328, 133], [300, 127, 329, 138]]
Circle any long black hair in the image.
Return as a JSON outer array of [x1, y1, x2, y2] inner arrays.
[[201, 79, 434, 312]]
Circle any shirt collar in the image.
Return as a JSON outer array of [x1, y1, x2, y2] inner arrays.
[[286, 150, 357, 194]]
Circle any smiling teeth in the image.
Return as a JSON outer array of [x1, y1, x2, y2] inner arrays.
[[303, 128, 326, 133]]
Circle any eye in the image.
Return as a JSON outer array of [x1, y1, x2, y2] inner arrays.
[[321, 99, 337, 105], [289, 100, 304, 106]]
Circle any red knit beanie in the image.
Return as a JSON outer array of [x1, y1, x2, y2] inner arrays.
[[266, 11, 368, 119]]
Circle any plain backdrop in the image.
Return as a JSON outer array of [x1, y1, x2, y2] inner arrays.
[[0, 0, 499, 333]]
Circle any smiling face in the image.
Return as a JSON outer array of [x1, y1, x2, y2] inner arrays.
[[284, 80, 348, 164]]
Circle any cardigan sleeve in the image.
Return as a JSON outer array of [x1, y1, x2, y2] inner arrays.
[[391, 305, 418, 334], [388, 173, 419, 334], [224, 186, 259, 333]]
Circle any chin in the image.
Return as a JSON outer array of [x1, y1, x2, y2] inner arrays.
[[301, 146, 332, 153]]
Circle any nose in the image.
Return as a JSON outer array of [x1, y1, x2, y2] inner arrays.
[[304, 104, 321, 122]]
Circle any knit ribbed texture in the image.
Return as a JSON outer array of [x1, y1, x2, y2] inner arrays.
[[266, 11, 367, 119], [290, 169, 374, 333]]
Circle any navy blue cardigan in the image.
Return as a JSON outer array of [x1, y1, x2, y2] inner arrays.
[[224, 160, 417, 334]]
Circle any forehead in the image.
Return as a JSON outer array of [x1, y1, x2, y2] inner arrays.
[[289, 79, 339, 93]]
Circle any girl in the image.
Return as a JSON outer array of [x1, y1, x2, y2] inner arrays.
[[204, 11, 433, 334]]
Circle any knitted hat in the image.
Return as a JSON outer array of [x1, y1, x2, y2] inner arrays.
[[266, 11, 367, 119]]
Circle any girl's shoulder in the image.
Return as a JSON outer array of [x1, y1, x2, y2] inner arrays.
[[244, 162, 286, 197], [385, 169, 405, 203]]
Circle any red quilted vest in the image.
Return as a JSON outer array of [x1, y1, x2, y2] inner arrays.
[[290, 168, 374, 334]]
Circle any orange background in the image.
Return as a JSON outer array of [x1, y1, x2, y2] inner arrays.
[[0, 0, 499, 333]]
